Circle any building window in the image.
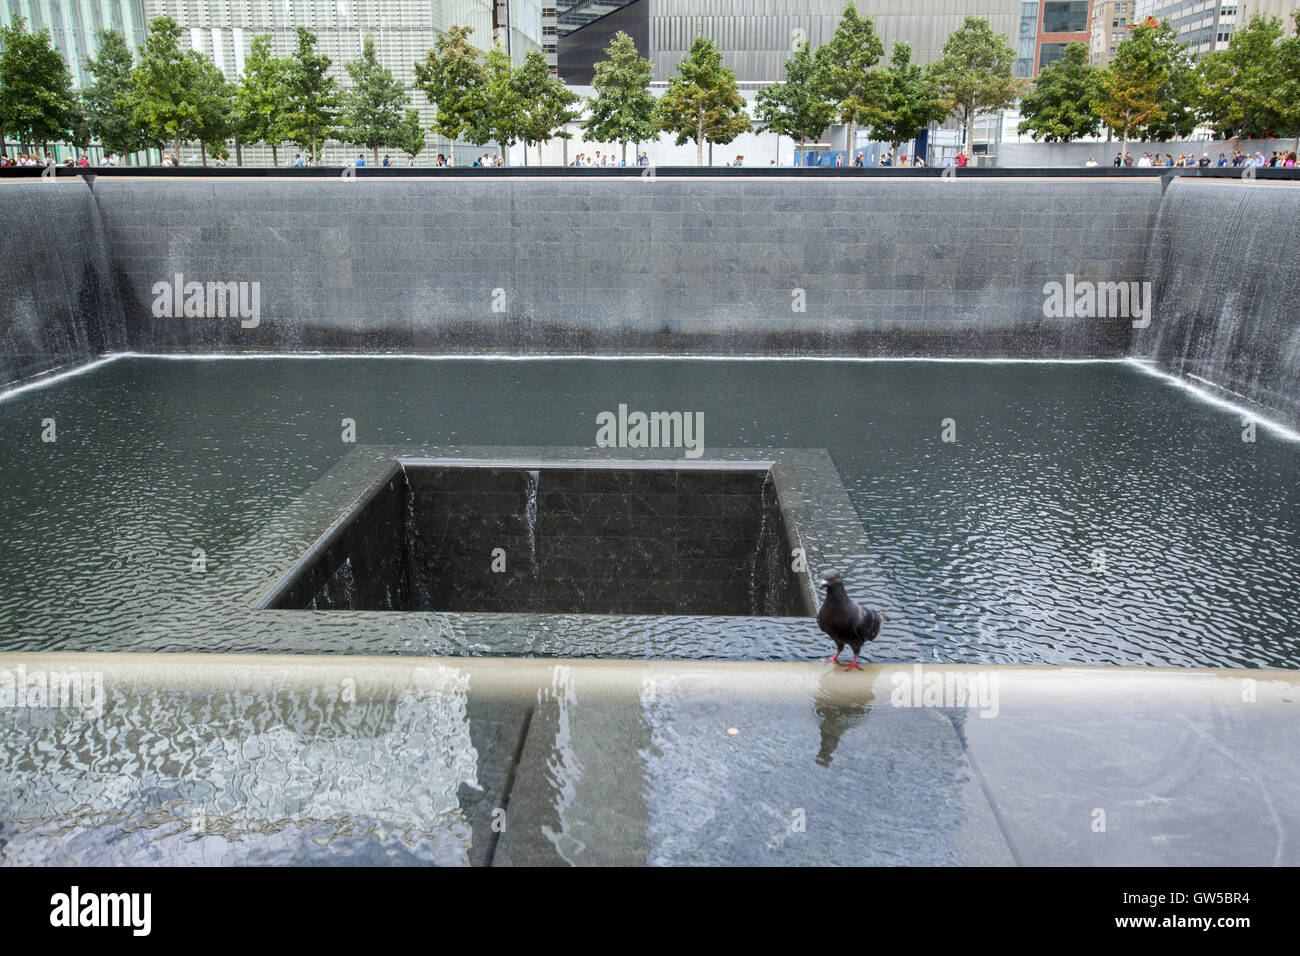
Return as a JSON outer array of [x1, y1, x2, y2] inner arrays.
[[1043, 1, 1090, 33]]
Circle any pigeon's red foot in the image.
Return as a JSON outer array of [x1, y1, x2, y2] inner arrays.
[[823, 656, 840, 665], [844, 659, 864, 671]]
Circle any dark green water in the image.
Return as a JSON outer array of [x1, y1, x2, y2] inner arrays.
[[0, 356, 1296, 667]]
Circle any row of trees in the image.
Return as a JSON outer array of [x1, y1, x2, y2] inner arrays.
[[0, 15, 428, 165], [754, 8, 1024, 160], [1019, 14, 1300, 153], [6, 6, 1300, 167]]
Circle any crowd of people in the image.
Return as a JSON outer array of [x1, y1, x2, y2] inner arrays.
[[568, 150, 652, 167], [1096, 149, 1298, 167]]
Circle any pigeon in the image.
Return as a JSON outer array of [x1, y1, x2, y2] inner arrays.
[[816, 571, 884, 670]]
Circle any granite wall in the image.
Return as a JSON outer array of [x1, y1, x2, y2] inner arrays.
[[90, 176, 1161, 358]]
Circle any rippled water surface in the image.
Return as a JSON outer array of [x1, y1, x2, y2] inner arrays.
[[0, 357, 1297, 667]]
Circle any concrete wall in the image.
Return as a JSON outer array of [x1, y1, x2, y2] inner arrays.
[[92, 176, 1160, 358], [0, 180, 123, 386]]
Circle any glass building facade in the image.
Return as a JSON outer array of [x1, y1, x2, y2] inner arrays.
[[559, 0, 1027, 85], [1, 1, 547, 163]]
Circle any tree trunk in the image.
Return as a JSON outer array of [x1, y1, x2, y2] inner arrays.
[[271, 144, 278, 166], [450, 140, 456, 166], [374, 146, 379, 166], [964, 109, 974, 166], [621, 140, 627, 164], [696, 122, 703, 167], [539, 142, 544, 166], [200, 141, 208, 167], [846, 120, 854, 156], [236, 139, 243, 167], [173, 135, 180, 163], [709, 140, 713, 166]]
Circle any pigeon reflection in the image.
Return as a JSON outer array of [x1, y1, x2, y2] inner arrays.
[[813, 699, 869, 767]]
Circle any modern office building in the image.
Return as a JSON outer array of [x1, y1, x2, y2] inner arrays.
[[558, 0, 1029, 85], [1133, 0, 1237, 55], [1239, 0, 1300, 24], [1088, 0, 1136, 64], [1034, 0, 1093, 69]]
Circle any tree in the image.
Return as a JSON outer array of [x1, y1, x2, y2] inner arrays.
[[1016, 42, 1104, 142], [656, 34, 749, 166], [465, 45, 522, 163], [864, 42, 947, 153], [83, 29, 150, 164], [755, 41, 834, 161], [1092, 18, 1200, 153], [131, 16, 201, 161], [1199, 14, 1285, 140], [513, 50, 580, 166], [813, 3, 884, 154], [342, 35, 412, 165], [283, 27, 340, 163], [0, 15, 80, 156], [1277, 12, 1300, 152], [583, 31, 659, 164], [397, 108, 426, 158], [234, 35, 291, 165], [414, 26, 486, 167], [188, 51, 234, 165], [928, 16, 1025, 159], [1137, 18, 1202, 141], [1092, 27, 1165, 157]]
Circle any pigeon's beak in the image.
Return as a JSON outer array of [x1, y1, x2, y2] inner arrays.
[[818, 579, 829, 588]]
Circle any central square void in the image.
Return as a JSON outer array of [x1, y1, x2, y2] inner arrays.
[[264, 462, 810, 617]]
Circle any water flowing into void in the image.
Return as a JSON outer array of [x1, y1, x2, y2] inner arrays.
[[524, 469, 540, 577]]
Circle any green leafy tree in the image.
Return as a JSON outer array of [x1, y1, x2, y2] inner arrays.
[[188, 51, 234, 165], [1137, 18, 1202, 141], [813, 3, 884, 154], [83, 29, 150, 163], [414, 25, 486, 166], [864, 42, 947, 153], [583, 31, 659, 164], [234, 35, 291, 165], [1277, 12, 1300, 152], [0, 15, 80, 156], [397, 108, 426, 158], [927, 16, 1025, 158], [513, 50, 580, 165], [283, 27, 340, 163], [755, 41, 834, 160], [1016, 42, 1103, 142], [131, 16, 201, 161], [465, 45, 523, 163], [656, 34, 750, 166], [1199, 14, 1286, 140], [342, 35, 412, 165], [1092, 18, 1193, 154]]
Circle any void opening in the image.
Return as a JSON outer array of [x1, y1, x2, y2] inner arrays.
[[263, 463, 810, 617]]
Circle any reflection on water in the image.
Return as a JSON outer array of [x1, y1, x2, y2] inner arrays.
[[1, 357, 1298, 667], [0, 665, 479, 865]]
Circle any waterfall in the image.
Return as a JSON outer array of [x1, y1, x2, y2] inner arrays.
[[524, 469, 540, 577], [1136, 179, 1300, 428]]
